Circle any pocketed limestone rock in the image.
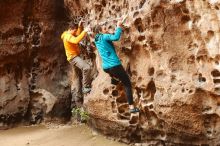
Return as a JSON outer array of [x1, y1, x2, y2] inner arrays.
[[66, 0, 220, 145]]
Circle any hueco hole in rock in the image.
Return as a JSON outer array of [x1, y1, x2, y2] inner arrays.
[[0, 0, 220, 145]]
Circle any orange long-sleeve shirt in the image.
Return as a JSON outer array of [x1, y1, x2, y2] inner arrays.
[[61, 27, 87, 61]]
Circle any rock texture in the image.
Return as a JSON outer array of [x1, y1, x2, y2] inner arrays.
[[1, 0, 220, 145], [0, 0, 71, 128], [64, 0, 220, 145]]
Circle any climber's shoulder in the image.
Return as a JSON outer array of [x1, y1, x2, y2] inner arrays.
[[61, 31, 69, 40]]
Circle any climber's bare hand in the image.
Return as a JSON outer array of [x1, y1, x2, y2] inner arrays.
[[84, 25, 91, 32], [122, 14, 128, 23], [79, 20, 83, 27], [117, 21, 122, 27]]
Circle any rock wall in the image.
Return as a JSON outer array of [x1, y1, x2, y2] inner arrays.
[[1, 0, 220, 145], [65, 0, 220, 145], [0, 0, 71, 128]]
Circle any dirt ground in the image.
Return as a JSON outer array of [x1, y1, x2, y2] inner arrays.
[[0, 124, 127, 146]]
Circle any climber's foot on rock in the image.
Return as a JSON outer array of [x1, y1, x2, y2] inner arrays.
[[129, 107, 140, 113], [83, 87, 91, 94]]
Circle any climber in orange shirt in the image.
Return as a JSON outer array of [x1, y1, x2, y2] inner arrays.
[[61, 21, 92, 107]]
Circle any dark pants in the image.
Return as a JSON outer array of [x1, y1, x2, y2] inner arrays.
[[104, 65, 134, 105]]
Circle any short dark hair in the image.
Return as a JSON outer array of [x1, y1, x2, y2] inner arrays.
[[69, 21, 78, 30], [94, 25, 102, 34]]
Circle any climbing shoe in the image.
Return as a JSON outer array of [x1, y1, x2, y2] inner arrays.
[[129, 107, 140, 113], [83, 87, 91, 94]]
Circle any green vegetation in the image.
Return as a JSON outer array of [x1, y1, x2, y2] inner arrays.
[[71, 107, 90, 122]]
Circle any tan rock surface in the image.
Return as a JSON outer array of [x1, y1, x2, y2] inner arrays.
[[0, 0, 71, 128], [65, 0, 220, 144], [1, 0, 220, 145]]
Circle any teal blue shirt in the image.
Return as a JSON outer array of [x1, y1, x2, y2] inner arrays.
[[94, 27, 122, 69]]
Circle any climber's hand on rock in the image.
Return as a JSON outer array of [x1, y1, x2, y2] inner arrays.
[[122, 14, 128, 24], [84, 25, 91, 32], [117, 14, 128, 27], [79, 20, 83, 27], [117, 21, 122, 27]]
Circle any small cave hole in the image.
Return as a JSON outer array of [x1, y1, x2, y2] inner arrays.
[[189, 89, 194, 94], [211, 69, 220, 77], [213, 79, 220, 84], [95, 4, 102, 12], [138, 77, 142, 81], [146, 80, 156, 98], [134, 18, 144, 33], [214, 87, 220, 93], [129, 116, 139, 125], [149, 104, 153, 109], [193, 15, 201, 23], [187, 55, 195, 64], [124, 113, 130, 117], [103, 88, 109, 95], [111, 102, 116, 111], [18, 106, 23, 110], [111, 86, 116, 90], [198, 73, 206, 82], [111, 5, 116, 10], [158, 123, 164, 129], [138, 35, 145, 41], [137, 26, 144, 33], [206, 130, 212, 135], [101, 0, 106, 7], [171, 75, 176, 82], [182, 88, 185, 93], [182, 8, 189, 14], [181, 15, 191, 23], [124, 27, 130, 34], [115, 6, 120, 12], [207, 30, 214, 38], [112, 90, 119, 96], [152, 24, 160, 29], [108, 25, 113, 30], [30, 85, 36, 90], [118, 108, 125, 114], [135, 87, 142, 99], [139, 0, 146, 9], [131, 70, 137, 76], [133, 11, 139, 18], [148, 67, 155, 76], [116, 96, 127, 103]]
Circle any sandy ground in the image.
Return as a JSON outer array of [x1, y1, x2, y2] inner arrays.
[[0, 124, 127, 146]]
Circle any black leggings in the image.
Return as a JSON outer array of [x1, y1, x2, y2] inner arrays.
[[104, 65, 134, 105]]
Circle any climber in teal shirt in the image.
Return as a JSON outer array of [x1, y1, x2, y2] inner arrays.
[[94, 17, 139, 113], [94, 27, 122, 69]]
